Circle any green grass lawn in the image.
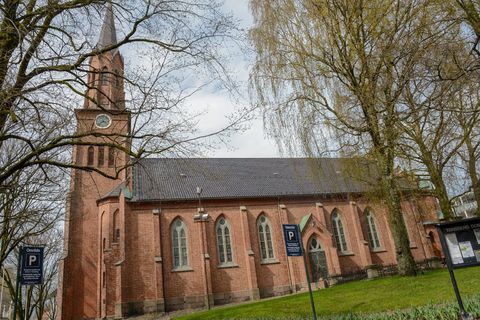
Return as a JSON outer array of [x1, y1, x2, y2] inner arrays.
[[175, 266, 480, 319]]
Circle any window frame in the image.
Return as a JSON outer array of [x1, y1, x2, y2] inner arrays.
[[365, 210, 381, 250], [98, 146, 105, 166], [332, 211, 349, 254], [171, 218, 190, 270], [100, 66, 109, 85], [216, 217, 234, 266], [108, 147, 115, 167], [112, 210, 119, 243], [257, 214, 276, 262], [87, 146, 94, 166]]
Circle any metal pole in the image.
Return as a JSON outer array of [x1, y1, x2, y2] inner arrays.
[[437, 228, 471, 320], [12, 247, 22, 320], [301, 240, 317, 320]]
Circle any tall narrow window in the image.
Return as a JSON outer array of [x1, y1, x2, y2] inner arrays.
[[114, 69, 120, 87], [112, 210, 119, 243], [100, 66, 108, 85], [332, 211, 348, 253], [365, 210, 381, 249], [257, 215, 275, 261], [98, 146, 105, 166], [87, 146, 94, 166], [216, 217, 233, 264], [108, 147, 115, 167], [172, 218, 188, 269]]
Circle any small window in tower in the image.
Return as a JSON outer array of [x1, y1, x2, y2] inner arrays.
[[103, 237, 106, 250], [114, 69, 120, 87], [103, 271, 106, 288], [100, 67, 109, 85], [87, 146, 94, 166], [91, 71, 96, 85], [108, 147, 115, 167], [98, 146, 105, 167]]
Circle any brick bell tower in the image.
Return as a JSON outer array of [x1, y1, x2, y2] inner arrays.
[[57, 3, 131, 319]]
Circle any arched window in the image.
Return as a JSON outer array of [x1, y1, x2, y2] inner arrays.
[[112, 210, 119, 243], [308, 237, 329, 281], [108, 147, 115, 167], [216, 217, 233, 264], [365, 210, 381, 249], [100, 67, 109, 85], [171, 218, 188, 269], [332, 211, 348, 253], [87, 146, 94, 166], [257, 215, 275, 261], [98, 146, 105, 166]]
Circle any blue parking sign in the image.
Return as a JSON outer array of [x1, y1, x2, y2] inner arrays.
[[282, 224, 303, 256], [20, 246, 44, 285]]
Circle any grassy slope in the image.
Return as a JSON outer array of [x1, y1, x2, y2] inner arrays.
[[175, 266, 480, 319]]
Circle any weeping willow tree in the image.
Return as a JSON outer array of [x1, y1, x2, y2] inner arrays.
[[249, 0, 452, 275]]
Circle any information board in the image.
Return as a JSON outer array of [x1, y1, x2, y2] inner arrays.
[[437, 217, 480, 269], [282, 224, 303, 257], [20, 246, 44, 285]]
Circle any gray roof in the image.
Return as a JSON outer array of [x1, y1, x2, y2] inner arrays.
[[97, 2, 117, 49], [99, 182, 125, 200], [130, 158, 379, 202]]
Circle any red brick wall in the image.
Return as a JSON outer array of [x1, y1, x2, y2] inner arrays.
[[63, 190, 440, 319]]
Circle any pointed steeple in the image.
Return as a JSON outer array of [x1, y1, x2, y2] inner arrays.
[[97, 1, 117, 49]]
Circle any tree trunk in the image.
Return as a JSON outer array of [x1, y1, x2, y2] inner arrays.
[[377, 154, 417, 276], [428, 168, 454, 220], [382, 176, 417, 275]]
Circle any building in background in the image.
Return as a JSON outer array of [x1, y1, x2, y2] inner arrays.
[[0, 267, 13, 320], [452, 189, 478, 218]]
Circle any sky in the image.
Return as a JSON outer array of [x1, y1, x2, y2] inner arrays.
[[192, 0, 281, 158]]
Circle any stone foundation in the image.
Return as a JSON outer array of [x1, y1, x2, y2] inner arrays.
[[116, 299, 164, 318]]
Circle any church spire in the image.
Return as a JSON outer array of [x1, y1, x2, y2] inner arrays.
[[83, 1, 125, 110], [97, 1, 117, 49]]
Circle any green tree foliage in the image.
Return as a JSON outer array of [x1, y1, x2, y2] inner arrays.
[[249, 0, 456, 275]]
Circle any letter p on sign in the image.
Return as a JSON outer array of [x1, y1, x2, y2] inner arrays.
[[27, 254, 40, 267], [288, 231, 296, 241]]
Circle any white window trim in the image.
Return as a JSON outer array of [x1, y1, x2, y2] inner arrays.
[[366, 211, 382, 250], [171, 218, 189, 270], [216, 217, 235, 266], [332, 211, 349, 253], [257, 215, 276, 262]]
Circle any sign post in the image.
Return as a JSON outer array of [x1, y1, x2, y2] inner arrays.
[[12, 246, 44, 320], [283, 224, 317, 320], [12, 247, 22, 320], [436, 217, 480, 320]]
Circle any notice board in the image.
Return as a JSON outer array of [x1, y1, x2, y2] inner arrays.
[[437, 217, 480, 269]]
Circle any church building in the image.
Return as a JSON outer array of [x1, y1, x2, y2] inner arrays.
[[57, 5, 443, 320]]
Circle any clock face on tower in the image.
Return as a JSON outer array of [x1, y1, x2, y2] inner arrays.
[[95, 114, 112, 129]]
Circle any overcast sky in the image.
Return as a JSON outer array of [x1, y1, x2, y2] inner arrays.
[[193, 0, 281, 158]]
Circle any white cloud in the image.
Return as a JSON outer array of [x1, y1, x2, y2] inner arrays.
[[191, 0, 279, 158]]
